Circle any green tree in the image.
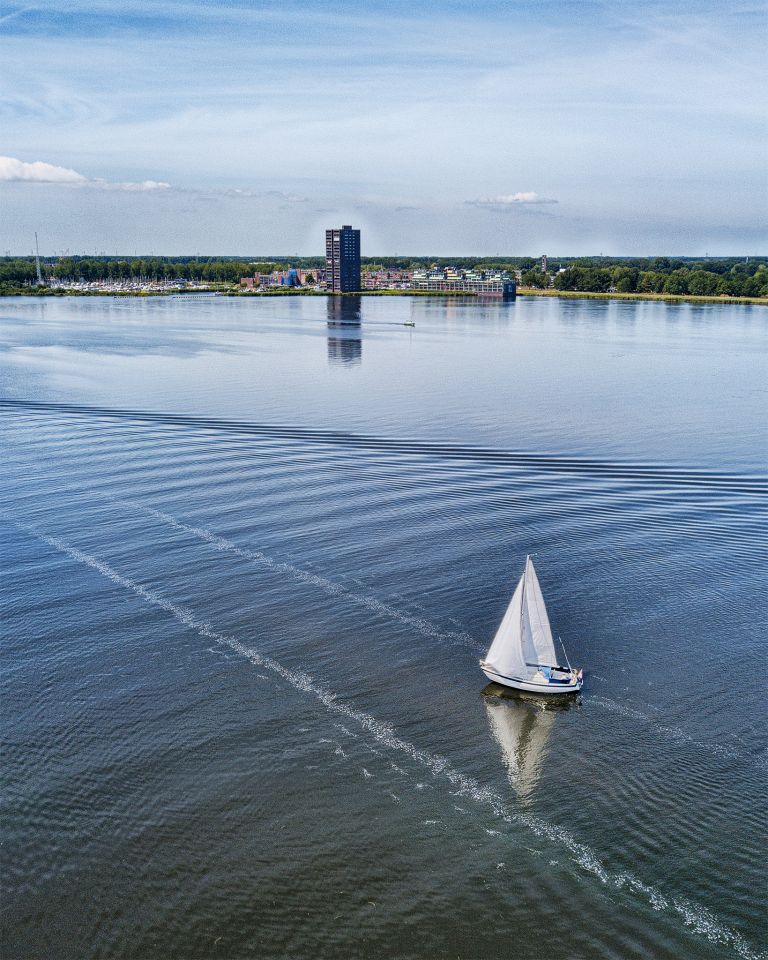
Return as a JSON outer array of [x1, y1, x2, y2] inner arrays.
[[687, 271, 720, 296], [521, 269, 549, 288], [553, 269, 577, 291], [663, 270, 690, 295], [637, 271, 666, 293], [611, 267, 638, 292]]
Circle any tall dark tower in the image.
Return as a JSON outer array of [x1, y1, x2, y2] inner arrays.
[[325, 225, 361, 293]]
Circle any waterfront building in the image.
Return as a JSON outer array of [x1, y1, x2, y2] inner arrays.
[[280, 268, 302, 288], [241, 267, 324, 289], [361, 268, 413, 290], [411, 266, 516, 299], [326, 225, 361, 292]]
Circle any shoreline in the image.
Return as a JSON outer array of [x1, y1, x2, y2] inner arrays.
[[516, 287, 768, 306], [1, 286, 766, 307]]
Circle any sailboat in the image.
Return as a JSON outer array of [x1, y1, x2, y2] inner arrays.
[[480, 556, 583, 694]]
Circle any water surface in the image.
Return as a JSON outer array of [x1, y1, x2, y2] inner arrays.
[[1, 294, 766, 959]]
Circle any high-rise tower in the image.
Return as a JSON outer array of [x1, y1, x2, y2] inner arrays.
[[325, 225, 361, 293]]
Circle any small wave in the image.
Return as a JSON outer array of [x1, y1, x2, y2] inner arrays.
[[334, 724, 357, 738], [2, 398, 765, 493], [10, 519, 765, 960], [3, 464, 764, 777], [591, 696, 761, 767], [120, 499, 479, 650]]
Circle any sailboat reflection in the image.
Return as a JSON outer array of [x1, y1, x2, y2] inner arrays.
[[482, 683, 576, 803]]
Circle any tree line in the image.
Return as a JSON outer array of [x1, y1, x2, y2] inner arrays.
[[1, 255, 766, 298], [520, 262, 768, 298], [0, 258, 272, 284]]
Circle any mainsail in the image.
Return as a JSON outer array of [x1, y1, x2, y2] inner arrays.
[[520, 556, 558, 668], [484, 556, 559, 680]]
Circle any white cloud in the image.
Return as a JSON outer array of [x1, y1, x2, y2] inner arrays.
[[264, 189, 308, 203], [0, 155, 170, 191], [0, 155, 87, 183], [467, 192, 558, 207], [98, 179, 171, 191], [223, 188, 309, 202]]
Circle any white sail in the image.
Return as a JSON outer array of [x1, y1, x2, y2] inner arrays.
[[484, 557, 560, 682], [483, 573, 526, 680], [484, 697, 556, 803], [521, 557, 559, 668]]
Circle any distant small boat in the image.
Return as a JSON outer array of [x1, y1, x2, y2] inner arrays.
[[480, 556, 583, 694], [403, 320, 415, 327]]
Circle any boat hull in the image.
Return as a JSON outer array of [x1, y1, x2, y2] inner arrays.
[[481, 665, 582, 695]]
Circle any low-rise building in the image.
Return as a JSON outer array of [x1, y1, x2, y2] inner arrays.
[[241, 267, 325, 289], [361, 268, 413, 290], [411, 266, 516, 299]]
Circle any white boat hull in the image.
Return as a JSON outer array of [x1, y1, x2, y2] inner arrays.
[[481, 664, 582, 695]]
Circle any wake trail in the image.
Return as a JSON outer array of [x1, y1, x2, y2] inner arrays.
[[5, 463, 764, 770], [590, 696, 767, 769], [10, 519, 765, 960], [4, 458, 764, 770], [120, 499, 479, 651], [121, 500, 766, 771], [2, 398, 766, 493]]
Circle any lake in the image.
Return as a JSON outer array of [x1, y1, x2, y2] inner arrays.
[[1, 294, 766, 960]]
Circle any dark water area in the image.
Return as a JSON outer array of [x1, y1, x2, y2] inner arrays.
[[1, 294, 766, 959]]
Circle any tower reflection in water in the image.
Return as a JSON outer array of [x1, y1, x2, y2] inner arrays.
[[327, 295, 362, 366], [482, 683, 577, 804]]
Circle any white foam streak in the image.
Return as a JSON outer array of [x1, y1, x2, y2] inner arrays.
[[123, 500, 479, 650], [591, 696, 760, 767], [14, 521, 765, 960], [126, 500, 766, 773]]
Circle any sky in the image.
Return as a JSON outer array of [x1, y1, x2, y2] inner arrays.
[[1, 0, 767, 256]]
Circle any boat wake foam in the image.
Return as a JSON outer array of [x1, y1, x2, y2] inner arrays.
[[10, 518, 765, 960]]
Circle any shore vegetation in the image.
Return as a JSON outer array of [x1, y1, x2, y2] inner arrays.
[[2, 255, 766, 304]]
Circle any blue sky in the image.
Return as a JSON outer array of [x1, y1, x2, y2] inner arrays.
[[1, 0, 766, 255]]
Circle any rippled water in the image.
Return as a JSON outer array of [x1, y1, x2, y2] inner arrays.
[[1, 294, 766, 959]]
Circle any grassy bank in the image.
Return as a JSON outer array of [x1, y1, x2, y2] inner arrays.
[[0, 285, 224, 297], [517, 287, 768, 306], [227, 288, 479, 298], [4, 285, 766, 306]]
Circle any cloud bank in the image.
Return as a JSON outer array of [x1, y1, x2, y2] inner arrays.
[[0, 155, 87, 184], [467, 192, 558, 207], [1, 2, 764, 253], [0, 155, 170, 191]]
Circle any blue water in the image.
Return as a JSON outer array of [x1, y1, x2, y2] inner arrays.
[[1, 294, 766, 959]]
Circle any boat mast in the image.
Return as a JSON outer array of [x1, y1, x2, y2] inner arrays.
[[520, 555, 530, 666], [34, 232, 43, 286], [520, 555, 527, 641], [559, 636, 572, 671]]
